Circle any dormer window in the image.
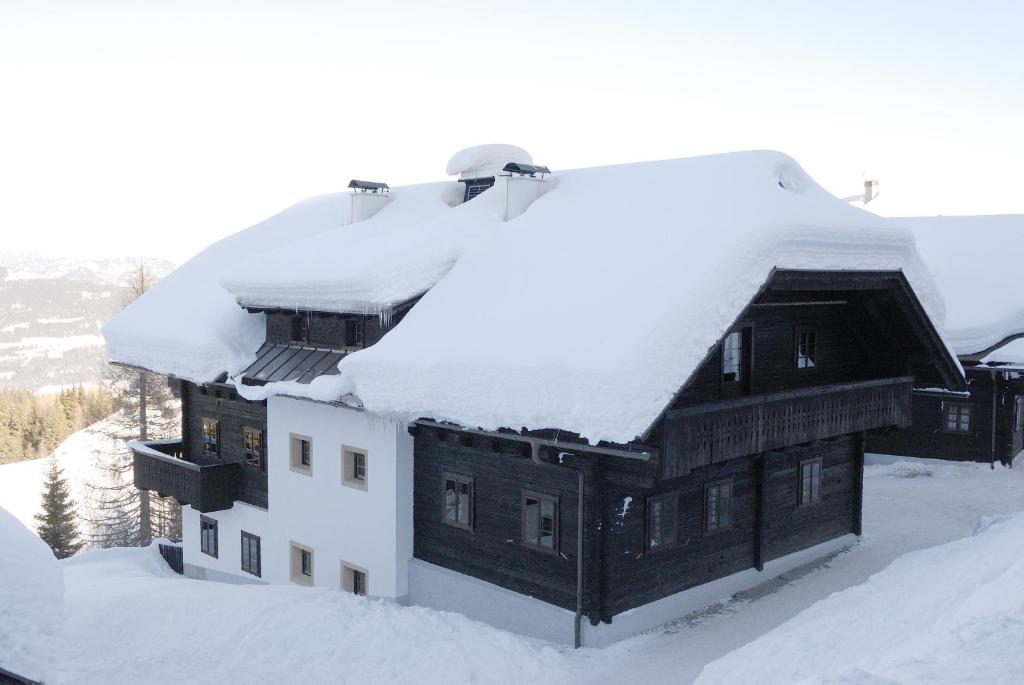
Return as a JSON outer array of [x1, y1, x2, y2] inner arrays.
[[344, 318, 364, 349], [290, 315, 308, 343], [462, 177, 495, 202]]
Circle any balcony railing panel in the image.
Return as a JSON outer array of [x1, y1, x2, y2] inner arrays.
[[131, 438, 240, 513], [662, 377, 913, 478]]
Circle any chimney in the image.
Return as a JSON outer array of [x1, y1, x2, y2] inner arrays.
[[348, 179, 390, 222], [500, 162, 550, 221], [863, 179, 879, 205]]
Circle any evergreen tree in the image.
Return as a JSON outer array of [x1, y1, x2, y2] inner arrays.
[[35, 455, 83, 559]]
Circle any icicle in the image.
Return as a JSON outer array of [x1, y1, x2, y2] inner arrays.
[[378, 307, 393, 331]]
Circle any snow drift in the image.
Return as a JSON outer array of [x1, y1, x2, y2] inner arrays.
[[696, 511, 1024, 685], [0, 505, 63, 681]]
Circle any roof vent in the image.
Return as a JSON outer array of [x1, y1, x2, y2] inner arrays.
[[863, 179, 880, 204], [348, 179, 391, 222]]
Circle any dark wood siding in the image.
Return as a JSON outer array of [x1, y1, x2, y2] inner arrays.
[[265, 312, 386, 349], [182, 381, 268, 508]]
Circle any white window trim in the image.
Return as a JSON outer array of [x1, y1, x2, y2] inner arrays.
[[340, 560, 369, 596], [289, 433, 313, 477], [289, 541, 315, 586], [341, 445, 368, 491]]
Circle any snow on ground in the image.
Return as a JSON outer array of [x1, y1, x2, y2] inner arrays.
[[0, 506, 63, 682], [6, 454, 1020, 684], [0, 416, 121, 532]]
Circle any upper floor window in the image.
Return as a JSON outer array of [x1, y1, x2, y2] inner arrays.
[[1015, 397, 1024, 432], [290, 542, 314, 586], [522, 492, 558, 552], [705, 480, 733, 533], [243, 427, 264, 469], [289, 434, 313, 475], [646, 492, 678, 550], [796, 329, 817, 369], [722, 331, 744, 382], [799, 458, 822, 506], [944, 402, 972, 434], [442, 474, 473, 530], [201, 417, 219, 456], [290, 315, 309, 343], [344, 319, 365, 349], [342, 447, 368, 491], [241, 530, 261, 577]]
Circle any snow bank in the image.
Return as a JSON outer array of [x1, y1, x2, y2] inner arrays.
[[446, 143, 532, 178], [892, 214, 1024, 355], [696, 511, 1024, 685], [0, 505, 63, 680], [103, 193, 353, 383], [233, 151, 952, 444], [56, 544, 568, 685]]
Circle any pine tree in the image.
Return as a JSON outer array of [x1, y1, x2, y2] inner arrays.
[[35, 455, 83, 559]]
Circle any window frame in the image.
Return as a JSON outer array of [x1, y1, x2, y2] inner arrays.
[[1015, 396, 1024, 432], [798, 458, 823, 507], [521, 490, 559, 554], [201, 417, 220, 457], [341, 446, 368, 491], [341, 561, 369, 596], [441, 473, 474, 531], [200, 515, 218, 558], [289, 433, 313, 476], [240, 530, 261, 578], [243, 426, 265, 470], [289, 541, 314, 586], [704, 479, 734, 534], [795, 327, 818, 370], [646, 491, 679, 552], [943, 401, 973, 435]]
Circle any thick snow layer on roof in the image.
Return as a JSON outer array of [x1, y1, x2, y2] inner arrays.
[[0, 505, 63, 681], [102, 194, 352, 383], [234, 151, 951, 444], [889, 215, 1024, 355], [446, 143, 532, 179], [980, 336, 1024, 366]]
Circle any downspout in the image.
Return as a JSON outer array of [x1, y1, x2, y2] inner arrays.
[[991, 369, 998, 470], [529, 440, 585, 649]]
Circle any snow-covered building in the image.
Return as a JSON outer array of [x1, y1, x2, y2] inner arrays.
[[105, 146, 964, 646], [867, 214, 1024, 466]]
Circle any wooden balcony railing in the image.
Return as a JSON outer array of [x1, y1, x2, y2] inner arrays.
[[130, 438, 240, 513], [661, 376, 913, 478]]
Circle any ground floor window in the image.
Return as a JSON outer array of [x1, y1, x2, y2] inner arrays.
[[522, 491, 558, 552], [705, 480, 733, 533], [943, 402, 972, 434], [799, 458, 822, 506], [646, 492, 678, 550], [341, 562, 368, 596], [241, 531, 261, 577], [200, 516, 218, 558], [290, 542, 314, 586]]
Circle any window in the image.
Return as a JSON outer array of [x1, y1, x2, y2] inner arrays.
[[341, 562, 368, 596], [722, 331, 744, 382], [290, 315, 308, 343], [342, 447, 368, 490], [241, 531, 261, 577], [1016, 397, 1024, 432], [944, 402, 972, 434], [799, 458, 822, 506], [646, 493, 678, 550], [289, 434, 313, 475], [243, 427, 264, 469], [522, 492, 558, 552], [796, 329, 817, 369], [344, 318, 365, 348], [201, 417, 219, 456], [705, 480, 733, 533], [290, 542, 314, 586], [442, 474, 473, 530], [200, 516, 218, 558]]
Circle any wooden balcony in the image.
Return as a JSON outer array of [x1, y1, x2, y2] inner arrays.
[[130, 438, 241, 513], [662, 376, 913, 477]]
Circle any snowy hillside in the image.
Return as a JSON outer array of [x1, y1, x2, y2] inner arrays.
[[2, 456, 1021, 684]]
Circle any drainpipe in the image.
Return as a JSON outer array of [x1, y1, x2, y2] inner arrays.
[[529, 440, 586, 649], [991, 369, 999, 470]]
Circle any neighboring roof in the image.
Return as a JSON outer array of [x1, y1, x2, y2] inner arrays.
[[887, 215, 1024, 356], [240, 343, 345, 385], [978, 337, 1024, 368], [209, 150, 955, 444]]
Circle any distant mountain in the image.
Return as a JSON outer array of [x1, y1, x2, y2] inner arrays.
[[0, 253, 174, 391]]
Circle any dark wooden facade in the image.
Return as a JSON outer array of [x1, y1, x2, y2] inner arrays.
[[411, 270, 962, 625], [867, 365, 1024, 466]]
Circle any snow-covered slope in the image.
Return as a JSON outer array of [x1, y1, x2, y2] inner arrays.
[[890, 214, 1024, 356], [696, 509, 1024, 685], [106, 149, 956, 444], [0, 506, 63, 682]]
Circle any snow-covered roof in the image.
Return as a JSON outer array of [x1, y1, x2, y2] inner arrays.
[[446, 143, 532, 179], [888, 215, 1024, 356], [121, 149, 950, 444]]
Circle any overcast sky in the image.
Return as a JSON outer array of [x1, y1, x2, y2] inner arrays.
[[1, 1, 1022, 264]]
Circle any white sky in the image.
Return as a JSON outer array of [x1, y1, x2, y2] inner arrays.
[[1, 1, 1022, 264]]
